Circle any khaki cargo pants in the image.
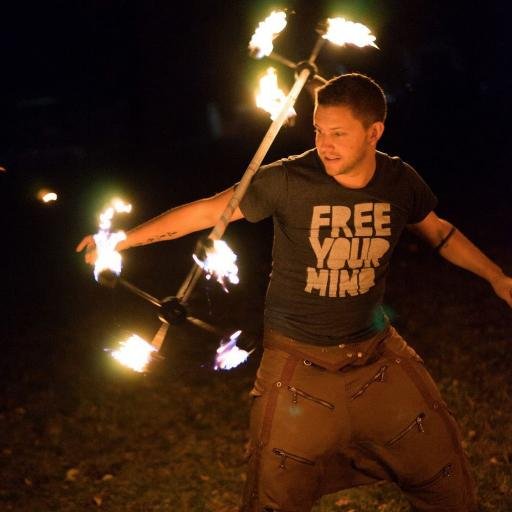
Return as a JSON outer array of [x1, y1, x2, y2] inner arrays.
[[241, 326, 477, 512]]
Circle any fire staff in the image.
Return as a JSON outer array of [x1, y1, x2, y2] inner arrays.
[[77, 74, 512, 512]]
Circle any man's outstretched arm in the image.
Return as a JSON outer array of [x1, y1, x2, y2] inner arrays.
[[76, 186, 245, 263], [408, 211, 512, 307]]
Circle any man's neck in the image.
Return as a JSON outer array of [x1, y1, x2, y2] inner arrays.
[[333, 152, 377, 189]]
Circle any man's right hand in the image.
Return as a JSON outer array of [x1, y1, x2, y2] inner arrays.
[[76, 235, 97, 265]]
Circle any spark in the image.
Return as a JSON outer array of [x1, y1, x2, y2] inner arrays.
[[214, 330, 253, 371], [193, 239, 239, 292], [323, 17, 378, 48], [93, 198, 132, 281], [249, 10, 287, 58], [256, 67, 296, 121], [109, 334, 156, 373]]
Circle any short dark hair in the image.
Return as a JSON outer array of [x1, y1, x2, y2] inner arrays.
[[316, 73, 387, 127]]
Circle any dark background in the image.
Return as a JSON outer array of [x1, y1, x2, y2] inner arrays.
[[3, 0, 512, 377], [2, 0, 511, 375], [1, 1, 512, 510]]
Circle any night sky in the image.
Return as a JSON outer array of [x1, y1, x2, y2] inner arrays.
[[3, 0, 511, 333]]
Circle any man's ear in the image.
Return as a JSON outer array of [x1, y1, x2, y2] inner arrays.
[[368, 121, 385, 145]]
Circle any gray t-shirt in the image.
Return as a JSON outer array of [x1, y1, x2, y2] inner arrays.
[[239, 149, 437, 345]]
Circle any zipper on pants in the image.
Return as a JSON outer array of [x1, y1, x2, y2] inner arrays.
[[408, 463, 453, 489], [351, 365, 388, 400], [386, 413, 426, 446], [287, 386, 335, 410], [272, 448, 315, 469]]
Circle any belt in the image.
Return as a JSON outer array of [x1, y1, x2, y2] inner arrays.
[[263, 326, 390, 372]]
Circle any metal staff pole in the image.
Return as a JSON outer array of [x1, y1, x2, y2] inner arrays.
[[98, 270, 219, 347], [176, 35, 327, 303], [118, 277, 162, 307], [269, 52, 327, 84]]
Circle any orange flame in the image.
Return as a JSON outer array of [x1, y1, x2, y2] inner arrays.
[[255, 67, 296, 121], [93, 198, 132, 281], [214, 330, 253, 370], [249, 10, 287, 58], [110, 334, 156, 373], [323, 17, 378, 48], [193, 239, 239, 292]]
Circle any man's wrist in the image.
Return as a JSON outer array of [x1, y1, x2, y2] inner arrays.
[[117, 237, 130, 252], [486, 267, 505, 285]]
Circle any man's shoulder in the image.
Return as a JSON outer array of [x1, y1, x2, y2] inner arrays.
[[281, 148, 319, 169], [377, 150, 407, 171], [258, 148, 320, 177], [376, 151, 435, 208], [377, 151, 423, 181]]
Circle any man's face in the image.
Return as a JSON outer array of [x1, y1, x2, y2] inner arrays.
[[314, 104, 378, 177]]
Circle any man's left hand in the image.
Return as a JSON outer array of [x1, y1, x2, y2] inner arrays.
[[490, 273, 512, 308]]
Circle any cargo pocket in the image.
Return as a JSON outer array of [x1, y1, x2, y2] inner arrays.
[[407, 463, 453, 490], [287, 386, 335, 410], [351, 365, 388, 400], [386, 413, 426, 447], [272, 448, 315, 469]]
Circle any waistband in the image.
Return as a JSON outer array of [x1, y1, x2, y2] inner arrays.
[[263, 326, 391, 372]]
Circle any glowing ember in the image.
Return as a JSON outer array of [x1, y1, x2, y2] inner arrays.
[[256, 67, 296, 121], [42, 192, 58, 202], [249, 10, 287, 58], [110, 334, 156, 373], [193, 239, 239, 292], [214, 330, 253, 371], [323, 17, 378, 48], [37, 188, 58, 203], [93, 198, 132, 281]]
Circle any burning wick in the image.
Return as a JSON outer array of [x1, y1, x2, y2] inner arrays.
[[193, 239, 239, 292], [256, 67, 296, 121], [323, 17, 378, 48], [249, 10, 287, 58], [109, 334, 156, 373], [214, 330, 253, 371], [93, 198, 132, 281], [108, 323, 168, 373]]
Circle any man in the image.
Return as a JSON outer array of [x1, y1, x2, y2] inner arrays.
[[77, 74, 512, 511]]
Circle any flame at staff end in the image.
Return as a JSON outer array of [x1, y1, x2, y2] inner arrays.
[[109, 334, 157, 373], [323, 17, 378, 49], [193, 239, 239, 292], [249, 10, 287, 59], [256, 67, 296, 121], [93, 198, 132, 281], [214, 330, 254, 371]]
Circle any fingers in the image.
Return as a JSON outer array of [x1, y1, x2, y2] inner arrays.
[[76, 235, 94, 253], [495, 278, 512, 308], [85, 248, 97, 265], [502, 278, 512, 308], [501, 293, 512, 308], [505, 288, 512, 308]]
